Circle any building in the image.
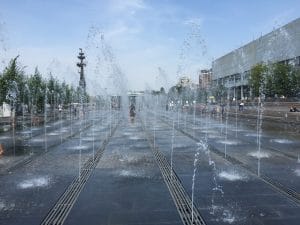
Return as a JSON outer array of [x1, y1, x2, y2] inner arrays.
[[199, 69, 212, 89], [212, 17, 300, 100]]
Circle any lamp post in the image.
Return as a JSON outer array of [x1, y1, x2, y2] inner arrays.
[[51, 90, 54, 121]]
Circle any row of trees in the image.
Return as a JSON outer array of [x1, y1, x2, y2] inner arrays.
[[167, 84, 209, 105], [249, 62, 300, 98], [209, 62, 300, 103], [167, 62, 300, 105], [0, 56, 89, 114]]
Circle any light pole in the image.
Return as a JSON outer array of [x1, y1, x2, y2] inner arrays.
[[51, 90, 54, 121]]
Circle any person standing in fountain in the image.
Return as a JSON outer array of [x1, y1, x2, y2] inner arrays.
[[239, 101, 244, 111], [129, 104, 136, 121]]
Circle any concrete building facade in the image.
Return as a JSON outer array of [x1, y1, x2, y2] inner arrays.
[[199, 69, 212, 89], [212, 17, 300, 100]]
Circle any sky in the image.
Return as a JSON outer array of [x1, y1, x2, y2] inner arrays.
[[0, 0, 300, 94]]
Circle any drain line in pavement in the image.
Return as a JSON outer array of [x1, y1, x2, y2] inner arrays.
[[40, 119, 121, 225], [141, 117, 207, 225]]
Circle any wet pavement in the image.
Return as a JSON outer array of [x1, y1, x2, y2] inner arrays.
[[154, 110, 300, 224], [0, 109, 300, 225], [0, 111, 112, 225], [64, 119, 182, 225]]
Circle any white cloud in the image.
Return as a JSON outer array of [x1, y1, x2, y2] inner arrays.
[[183, 17, 204, 27], [109, 0, 147, 13], [0, 1, 209, 93], [105, 23, 141, 40]]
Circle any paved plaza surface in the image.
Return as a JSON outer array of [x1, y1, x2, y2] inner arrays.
[[0, 110, 300, 225]]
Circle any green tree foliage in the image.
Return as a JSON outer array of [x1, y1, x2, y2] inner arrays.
[[290, 68, 300, 97], [167, 84, 197, 106], [65, 85, 74, 105], [248, 62, 300, 99], [211, 84, 227, 103], [0, 56, 26, 106], [0, 58, 88, 113], [264, 72, 274, 98], [272, 63, 292, 97], [167, 85, 180, 103], [28, 68, 46, 112], [196, 88, 208, 103], [249, 63, 267, 97], [160, 87, 165, 95]]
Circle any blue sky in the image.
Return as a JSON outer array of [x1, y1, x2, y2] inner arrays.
[[0, 0, 300, 93]]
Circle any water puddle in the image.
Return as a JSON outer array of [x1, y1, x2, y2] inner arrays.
[[294, 169, 300, 176], [47, 132, 60, 136], [18, 130, 32, 135], [173, 143, 192, 149], [68, 145, 89, 150], [202, 129, 218, 134], [232, 128, 245, 132], [218, 140, 239, 145], [222, 209, 236, 224], [31, 128, 42, 131], [91, 128, 103, 132], [129, 136, 143, 140], [211, 206, 238, 224], [30, 138, 45, 143], [2, 125, 11, 132], [82, 137, 95, 142], [0, 136, 11, 140], [208, 134, 222, 139], [0, 200, 15, 211], [270, 139, 293, 144], [18, 176, 50, 189], [248, 151, 270, 159], [244, 133, 258, 137], [218, 171, 247, 181], [118, 169, 149, 179]]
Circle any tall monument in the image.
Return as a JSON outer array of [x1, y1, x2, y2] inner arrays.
[[77, 48, 86, 92]]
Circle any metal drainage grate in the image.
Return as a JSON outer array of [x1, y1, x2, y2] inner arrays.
[[161, 116, 300, 206], [141, 118, 206, 225], [41, 120, 121, 225]]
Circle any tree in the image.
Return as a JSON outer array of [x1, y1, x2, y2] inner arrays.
[[0, 56, 25, 108], [54, 78, 63, 105], [28, 68, 46, 112], [272, 63, 292, 97], [160, 87, 165, 95], [167, 86, 179, 103], [47, 73, 56, 108], [290, 68, 300, 97], [264, 72, 274, 98], [249, 63, 267, 97], [212, 84, 227, 103]]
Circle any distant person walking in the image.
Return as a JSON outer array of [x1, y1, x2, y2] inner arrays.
[[129, 104, 136, 118], [239, 102, 244, 111]]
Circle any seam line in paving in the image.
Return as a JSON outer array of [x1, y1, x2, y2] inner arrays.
[[159, 113, 300, 206], [40, 119, 121, 225], [140, 116, 207, 225]]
